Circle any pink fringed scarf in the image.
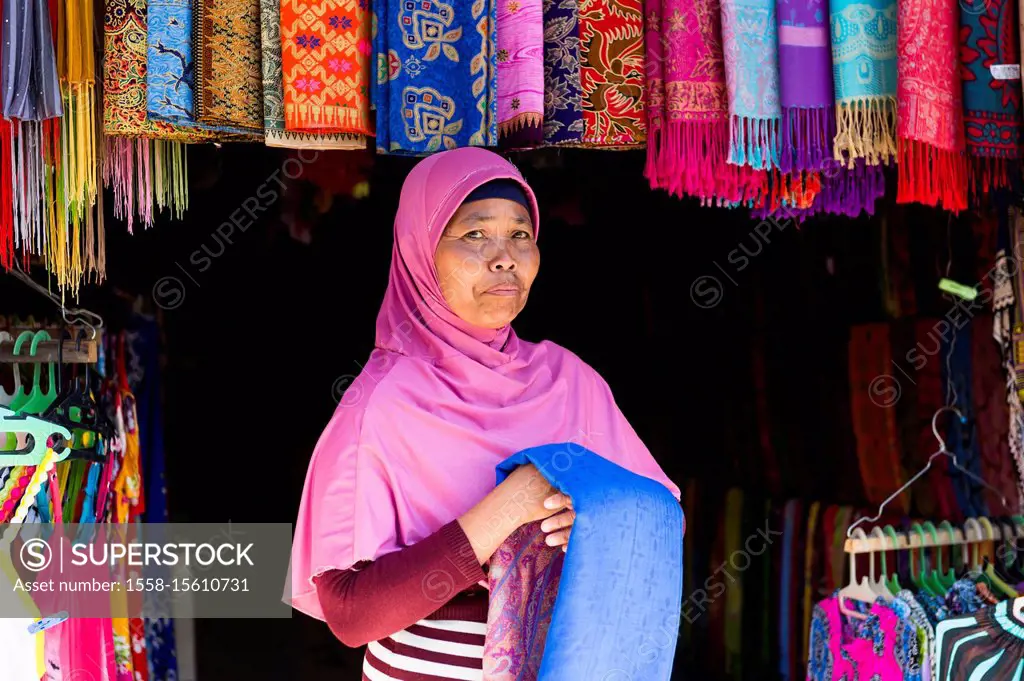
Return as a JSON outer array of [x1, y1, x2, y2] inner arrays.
[[895, 0, 966, 210], [645, 0, 764, 204]]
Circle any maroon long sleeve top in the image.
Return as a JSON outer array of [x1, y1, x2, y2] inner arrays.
[[313, 520, 489, 648]]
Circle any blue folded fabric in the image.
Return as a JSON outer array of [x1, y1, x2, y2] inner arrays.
[[495, 443, 684, 681]]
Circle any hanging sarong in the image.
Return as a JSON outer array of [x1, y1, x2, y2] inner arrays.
[[576, 0, 646, 147], [146, 0, 196, 125], [960, 0, 1021, 196], [1, 0, 63, 119], [829, 0, 897, 167], [260, 0, 365, 148], [721, 0, 781, 169], [280, 0, 374, 138], [373, 0, 497, 154], [496, 0, 543, 148], [194, 0, 264, 135], [541, 0, 583, 145], [896, 0, 966, 210], [649, 0, 765, 203], [776, 0, 833, 173]]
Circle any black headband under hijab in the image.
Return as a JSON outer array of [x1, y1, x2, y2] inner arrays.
[[462, 179, 532, 215]]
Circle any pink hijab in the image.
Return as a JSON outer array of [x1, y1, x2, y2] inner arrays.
[[287, 147, 680, 622]]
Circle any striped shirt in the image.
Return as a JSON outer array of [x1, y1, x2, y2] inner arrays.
[[363, 616, 486, 681]]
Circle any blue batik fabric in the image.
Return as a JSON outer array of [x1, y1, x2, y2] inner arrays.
[[373, 0, 497, 154]]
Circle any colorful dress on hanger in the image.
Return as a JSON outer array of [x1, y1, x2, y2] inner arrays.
[[935, 599, 1024, 681]]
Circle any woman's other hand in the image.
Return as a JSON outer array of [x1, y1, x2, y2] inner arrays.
[[540, 493, 573, 552]]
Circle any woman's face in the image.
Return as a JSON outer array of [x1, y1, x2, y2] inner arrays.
[[434, 197, 539, 329]]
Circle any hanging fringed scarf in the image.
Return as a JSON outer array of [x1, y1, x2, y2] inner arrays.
[[48, 0, 103, 292], [577, 0, 646, 146], [194, 0, 264, 135], [829, 0, 897, 167], [280, 0, 373, 141], [497, 0, 543, 148], [146, 0, 199, 126], [542, 0, 583, 145], [895, 0, 966, 210], [104, 0, 198, 231], [372, 0, 497, 154], [810, 160, 886, 217], [721, 0, 781, 169], [776, 0, 833, 173], [750, 170, 822, 220], [1, 0, 63, 120], [959, 0, 1021, 198], [260, 0, 365, 148], [649, 0, 765, 203]]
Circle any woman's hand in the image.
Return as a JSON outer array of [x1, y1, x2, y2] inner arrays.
[[540, 493, 574, 552], [457, 463, 574, 564]]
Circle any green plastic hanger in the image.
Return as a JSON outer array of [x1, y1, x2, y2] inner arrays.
[[18, 331, 57, 415], [979, 517, 1020, 598], [883, 525, 903, 594], [921, 522, 947, 595], [909, 523, 939, 596], [936, 520, 958, 588], [6, 330, 38, 413], [0, 406, 72, 466]]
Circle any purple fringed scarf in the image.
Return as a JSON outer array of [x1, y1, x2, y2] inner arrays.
[[776, 0, 833, 172], [753, 160, 886, 220]]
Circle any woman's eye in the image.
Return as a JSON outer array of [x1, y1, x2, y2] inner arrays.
[[512, 230, 532, 240], [463, 230, 484, 240]]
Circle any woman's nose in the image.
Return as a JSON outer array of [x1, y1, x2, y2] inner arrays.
[[487, 239, 516, 271]]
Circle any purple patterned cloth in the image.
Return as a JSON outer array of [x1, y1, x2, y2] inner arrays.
[[776, 0, 833, 172], [541, 0, 583, 145], [498, 0, 544, 148], [483, 520, 564, 681]]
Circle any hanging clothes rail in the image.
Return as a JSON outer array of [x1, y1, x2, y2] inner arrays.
[[844, 519, 1024, 553]]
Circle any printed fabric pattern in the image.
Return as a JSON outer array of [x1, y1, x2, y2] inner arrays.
[[194, 0, 264, 134], [496, 0, 543, 144], [721, 0, 781, 168], [829, 0, 897, 166], [934, 600, 1024, 681], [373, 0, 497, 154], [281, 0, 374, 134], [483, 520, 564, 681], [577, 0, 646, 146], [542, 0, 583, 144]]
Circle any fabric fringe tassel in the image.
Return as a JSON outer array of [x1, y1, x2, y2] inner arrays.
[[652, 118, 766, 204], [814, 160, 887, 217], [896, 138, 967, 212], [11, 121, 46, 261], [834, 97, 897, 167], [968, 155, 1013, 201], [0, 118, 13, 270], [751, 169, 823, 220], [779, 106, 835, 173], [728, 115, 780, 170], [103, 137, 188, 233]]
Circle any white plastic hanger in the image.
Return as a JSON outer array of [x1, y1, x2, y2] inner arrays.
[[838, 528, 877, 619]]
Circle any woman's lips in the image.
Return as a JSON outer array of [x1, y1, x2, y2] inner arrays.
[[484, 285, 519, 296]]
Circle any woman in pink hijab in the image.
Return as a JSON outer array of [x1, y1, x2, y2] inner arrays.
[[288, 147, 680, 680]]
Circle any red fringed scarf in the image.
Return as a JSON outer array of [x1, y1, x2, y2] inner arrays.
[[896, 0, 966, 210], [959, 0, 1021, 198]]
